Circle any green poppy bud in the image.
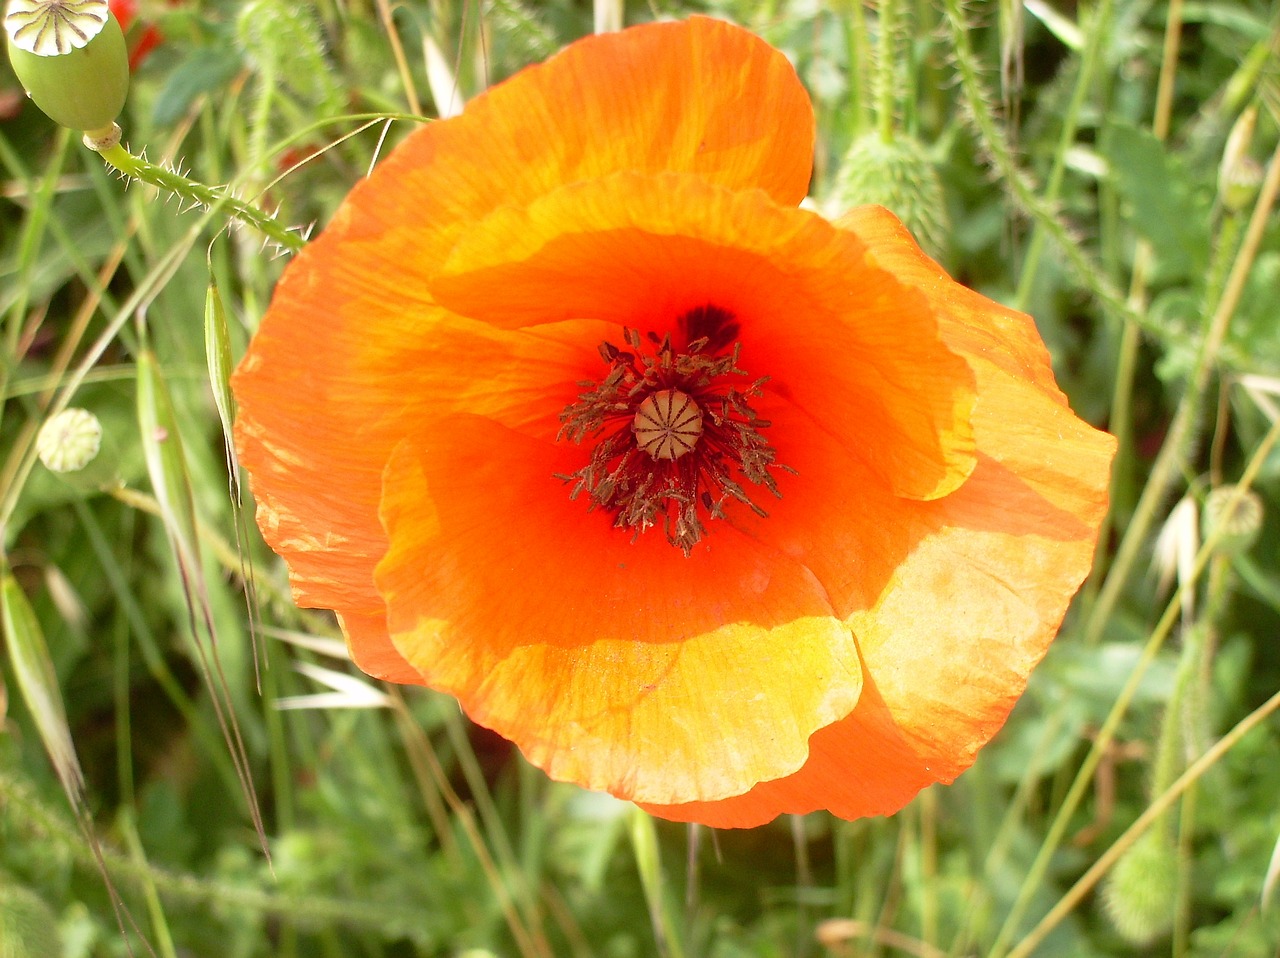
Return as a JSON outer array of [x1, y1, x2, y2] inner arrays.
[[1103, 830, 1177, 945], [829, 133, 949, 260], [4, 0, 129, 133]]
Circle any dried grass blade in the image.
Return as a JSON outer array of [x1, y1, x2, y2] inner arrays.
[[136, 348, 270, 862], [204, 275, 263, 686]]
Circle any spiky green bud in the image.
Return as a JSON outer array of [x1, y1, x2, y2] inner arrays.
[[829, 133, 949, 259], [4, 0, 129, 133], [1103, 830, 1177, 945]]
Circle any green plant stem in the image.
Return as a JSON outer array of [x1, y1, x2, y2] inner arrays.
[[118, 810, 180, 958], [844, 1, 871, 138], [1012, 0, 1112, 311], [1171, 552, 1229, 956], [1082, 140, 1280, 646], [378, 0, 422, 114], [630, 808, 688, 958], [940, 0, 1142, 337], [1172, 776, 1197, 958], [93, 140, 306, 253], [1082, 0, 1183, 603], [1007, 681, 1280, 958], [873, 0, 899, 144], [990, 422, 1280, 958]]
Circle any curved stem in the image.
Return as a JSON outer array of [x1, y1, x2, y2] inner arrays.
[[1012, 0, 1113, 311], [90, 133, 306, 253]]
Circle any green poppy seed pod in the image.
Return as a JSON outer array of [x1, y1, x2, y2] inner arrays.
[[829, 133, 949, 259], [1203, 485, 1264, 556], [4, 0, 129, 133], [36, 407, 102, 473], [1103, 830, 1177, 945]]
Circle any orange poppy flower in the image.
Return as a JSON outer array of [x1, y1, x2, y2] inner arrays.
[[232, 17, 1115, 827]]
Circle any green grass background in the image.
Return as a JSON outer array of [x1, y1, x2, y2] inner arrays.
[[2, 1, 1280, 955]]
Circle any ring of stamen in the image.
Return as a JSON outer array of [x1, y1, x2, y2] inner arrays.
[[634, 389, 703, 460], [556, 307, 790, 554]]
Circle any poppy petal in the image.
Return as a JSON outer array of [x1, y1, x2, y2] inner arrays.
[[373, 415, 865, 804], [440, 14, 816, 204], [233, 16, 813, 639], [232, 259, 426, 659], [432, 171, 977, 502], [339, 609, 422, 685], [638, 215, 1115, 826]]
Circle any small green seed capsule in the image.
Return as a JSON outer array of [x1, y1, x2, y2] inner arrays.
[[4, 0, 129, 132], [36, 407, 102, 473], [1203, 485, 1263, 556]]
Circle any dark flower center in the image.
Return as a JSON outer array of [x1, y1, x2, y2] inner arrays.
[[556, 305, 790, 555]]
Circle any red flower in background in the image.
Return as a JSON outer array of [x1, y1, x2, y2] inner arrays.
[[108, 0, 162, 71]]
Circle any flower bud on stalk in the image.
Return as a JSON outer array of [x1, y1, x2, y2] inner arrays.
[[1203, 485, 1263, 556], [4, 0, 129, 138], [1217, 105, 1261, 213]]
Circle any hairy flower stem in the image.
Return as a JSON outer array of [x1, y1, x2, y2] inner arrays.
[[872, 0, 899, 144], [940, 0, 1140, 336], [1011, 0, 1113, 312], [87, 130, 306, 253], [1168, 553, 1230, 956], [843, 0, 871, 137]]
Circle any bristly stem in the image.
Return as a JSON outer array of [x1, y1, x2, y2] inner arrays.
[[873, 0, 898, 144], [1010, 0, 1114, 312], [87, 128, 307, 253], [940, 0, 1140, 337]]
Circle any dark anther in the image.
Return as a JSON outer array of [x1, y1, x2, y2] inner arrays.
[[679, 304, 740, 354]]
